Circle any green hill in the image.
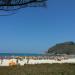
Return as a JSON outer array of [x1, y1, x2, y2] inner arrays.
[[47, 41, 75, 55]]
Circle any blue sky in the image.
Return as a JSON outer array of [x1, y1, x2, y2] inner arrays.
[[0, 0, 75, 53]]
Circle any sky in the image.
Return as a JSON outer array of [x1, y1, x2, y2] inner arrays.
[[0, 0, 75, 53]]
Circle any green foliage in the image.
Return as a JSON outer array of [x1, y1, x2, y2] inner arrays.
[[48, 41, 75, 55], [0, 64, 75, 75]]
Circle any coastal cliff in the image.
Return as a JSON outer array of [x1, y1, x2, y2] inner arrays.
[[47, 41, 75, 55]]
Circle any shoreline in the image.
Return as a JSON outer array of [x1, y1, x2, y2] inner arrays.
[[0, 55, 75, 66]]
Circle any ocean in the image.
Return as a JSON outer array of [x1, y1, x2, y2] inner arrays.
[[0, 53, 45, 56]]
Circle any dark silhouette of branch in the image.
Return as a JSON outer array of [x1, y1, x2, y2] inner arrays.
[[0, 0, 47, 6]]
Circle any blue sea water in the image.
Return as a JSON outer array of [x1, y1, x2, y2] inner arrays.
[[0, 53, 45, 56]]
